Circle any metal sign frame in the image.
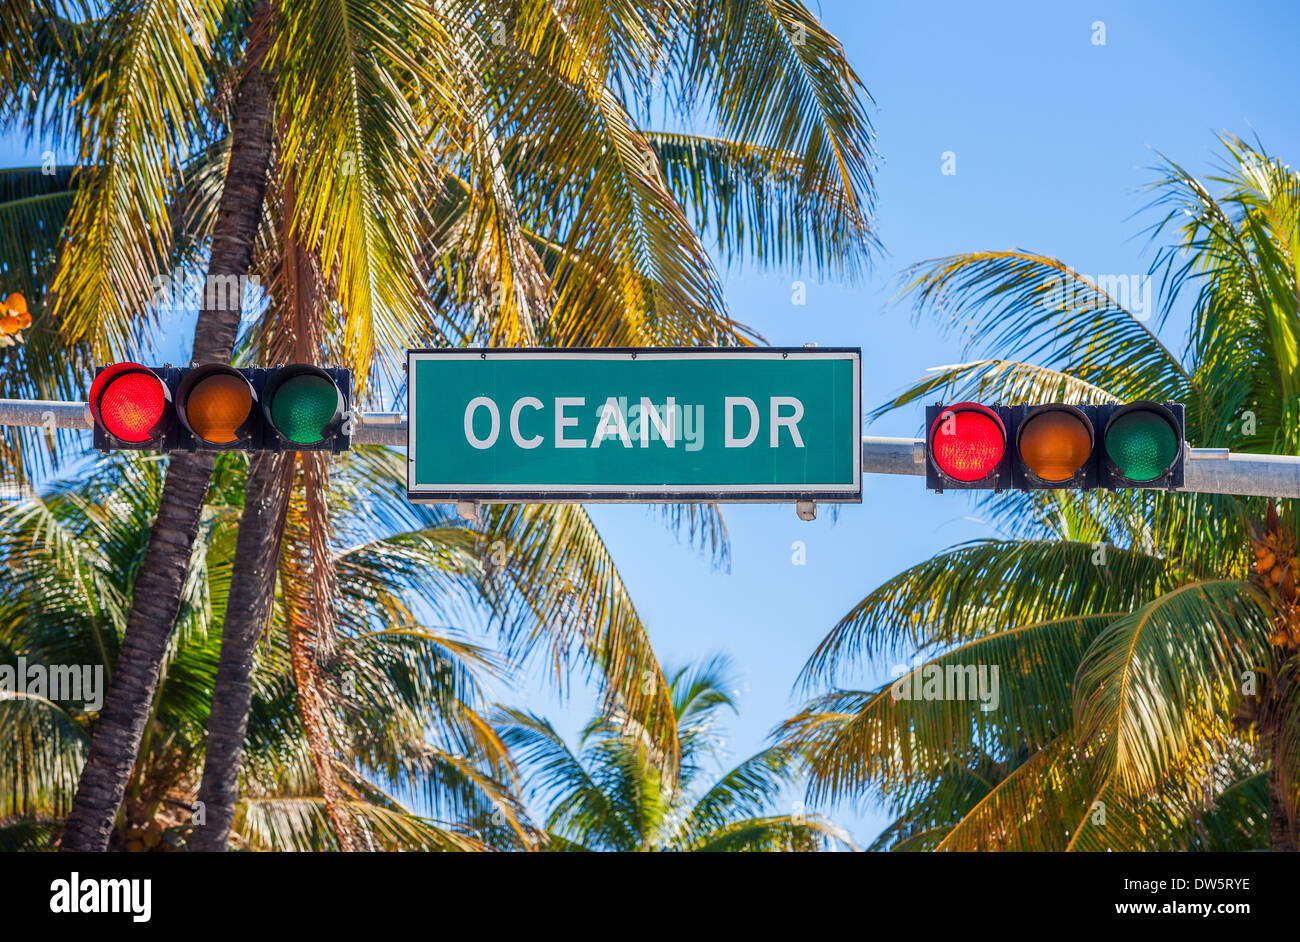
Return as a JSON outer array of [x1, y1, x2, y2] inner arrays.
[[406, 347, 863, 504]]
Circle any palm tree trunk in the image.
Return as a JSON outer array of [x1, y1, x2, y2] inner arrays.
[[190, 450, 291, 851], [59, 454, 215, 851], [284, 455, 358, 851], [1267, 751, 1297, 851], [289, 609, 358, 852], [191, 172, 330, 850], [59, 2, 274, 852], [1268, 670, 1298, 852]]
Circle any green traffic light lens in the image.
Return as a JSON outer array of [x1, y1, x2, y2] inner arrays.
[[1105, 410, 1178, 481], [270, 374, 338, 444]]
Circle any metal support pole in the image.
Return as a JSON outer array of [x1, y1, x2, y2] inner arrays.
[[350, 412, 406, 447], [0, 399, 91, 429], [861, 436, 927, 476], [1181, 448, 1300, 499]]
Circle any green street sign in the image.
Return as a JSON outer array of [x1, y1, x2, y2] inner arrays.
[[406, 348, 862, 503]]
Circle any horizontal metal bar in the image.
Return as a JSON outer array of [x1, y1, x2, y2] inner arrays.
[[2, 400, 1298, 498], [1181, 451, 1300, 498], [356, 411, 405, 426], [861, 435, 926, 475], [0, 399, 91, 428], [0, 398, 408, 445], [352, 418, 406, 446], [860, 437, 1300, 498]]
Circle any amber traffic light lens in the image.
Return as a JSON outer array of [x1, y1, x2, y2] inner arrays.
[[1018, 409, 1093, 482], [185, 373, 253, 444]]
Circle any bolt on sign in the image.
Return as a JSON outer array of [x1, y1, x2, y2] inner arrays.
[[406, 348, 862, 503]]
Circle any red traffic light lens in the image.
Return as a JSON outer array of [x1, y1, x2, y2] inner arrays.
[[95, 368, 167, 442], [929, 403, 1006, 482]]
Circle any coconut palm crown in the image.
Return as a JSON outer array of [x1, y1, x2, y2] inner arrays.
[[501, 656, 853, 851]]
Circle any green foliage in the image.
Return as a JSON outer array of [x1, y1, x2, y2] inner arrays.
[[0, 451, 531, 850], [500, 657, 853, 851]]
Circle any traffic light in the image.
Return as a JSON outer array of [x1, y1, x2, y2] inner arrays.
[[260, 364, 349, 448], [89, 362, 352, 453], [925, 401, 1184, 493], [1011, 404, 1097, 490]]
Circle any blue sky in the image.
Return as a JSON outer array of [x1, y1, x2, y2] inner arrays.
[[4, 0, 1299, 846]]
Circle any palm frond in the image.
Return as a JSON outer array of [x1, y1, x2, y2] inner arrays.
[[495, 707, 639, 851], [782, 614, 1112, 804], [677, 744, 803, 845], [648, 129, 876, 276], [0, 817, 61, 851], [0, 165, 89, 481], [271, 0, 451, 390], [871, 359, 1121, 426], [237, 795, 489, 851], [689, 813, 852, 852], [680, 0, 877, 280], [901, 250, 1193, 404], [49, 0, 222, 355], [1074, 579, 1274, 795], [800, 539, 1171, 686]]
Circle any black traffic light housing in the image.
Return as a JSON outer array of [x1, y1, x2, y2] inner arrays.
[[925, 400, 1186, 494], [90, 363, 353, 454], [258, 365, 352, 453], [174, 365, 261, 451], [89, 363, 181, 452]]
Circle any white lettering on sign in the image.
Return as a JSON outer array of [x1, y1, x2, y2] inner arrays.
[[510, 396, 543, 449], [640, 397, 675, 448], [465, 397, 500, 449], [461, 396, 805, 451], [555, 397, 585, 448], [592, 397, 633, 448], [770, 397, 805, 448], [725, 397, 759, 448]]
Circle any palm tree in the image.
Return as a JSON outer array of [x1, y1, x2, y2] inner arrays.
[[1, 449, 547, 850], [781, 135, 1299, 851], [9, 0, 879, 849], [499, 657, 853, 851]]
